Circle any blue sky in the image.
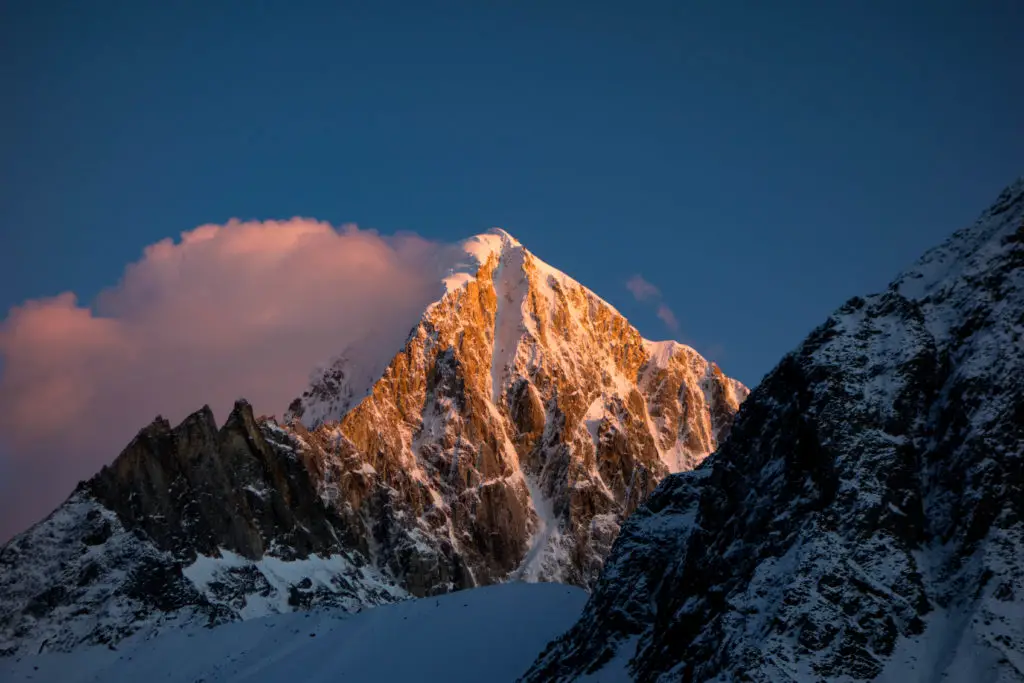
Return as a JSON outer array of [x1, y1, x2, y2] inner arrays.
[[2, 0, 1022, 388]]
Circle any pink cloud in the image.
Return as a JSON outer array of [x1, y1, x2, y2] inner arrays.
[[702, 343, 726, 362], [625, 274, 683, 336], [625, 274, 660, 302], [656, 304, 680, 332], [0, 219, 452, 542]]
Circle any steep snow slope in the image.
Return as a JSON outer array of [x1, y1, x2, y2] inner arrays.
[[1, 583, 588, 683], [524, 179, 1024, 682], [0, 228, 745, 657]]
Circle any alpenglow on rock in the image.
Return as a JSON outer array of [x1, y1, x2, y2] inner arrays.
[[523, 180, 1024, 682], [0, 228, 746, 657]]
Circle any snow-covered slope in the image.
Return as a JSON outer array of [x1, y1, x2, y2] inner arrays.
[[0, 582, 589, 683], [523, 180, 1024, 682], [0, 228, 745, 657]]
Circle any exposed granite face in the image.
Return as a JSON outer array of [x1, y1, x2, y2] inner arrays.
[[522, 179, 1024, 682]]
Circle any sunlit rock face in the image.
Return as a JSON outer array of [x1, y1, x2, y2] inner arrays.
[[284, 228, 746, 592], [523, 180, 1024, 682], [0, 228, 745, 656]]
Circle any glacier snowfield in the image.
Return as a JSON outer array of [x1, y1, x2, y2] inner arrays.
[[1, 582, 605, 683]]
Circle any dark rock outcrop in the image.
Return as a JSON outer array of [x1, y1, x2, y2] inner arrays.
[[0, 400, 403, 657], [86, 400, 344, 562], [523, 179, 1024, 681]]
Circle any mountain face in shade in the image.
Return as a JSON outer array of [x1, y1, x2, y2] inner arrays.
[[0, 228, 746, 657], [523, 180, 1024, 682]]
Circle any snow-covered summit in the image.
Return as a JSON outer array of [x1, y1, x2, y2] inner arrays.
[[282, 226, 748, 589], [893, 177, 1024, 302], [442, 228, 619, 315], [442, 228, 514, 294], [288, 227, 725, 436]]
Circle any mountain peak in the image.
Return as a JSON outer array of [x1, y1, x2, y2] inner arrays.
[[891, 177, 1023, 303], [484, 226, 522, 246], [289, 229, 745, 447], [524, 177, 1024, 683], [442, 228, 525, 294], [0, 225, 748, 658]]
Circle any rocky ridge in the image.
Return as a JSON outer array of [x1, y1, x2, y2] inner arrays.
[[523, 180, 1024, 681]]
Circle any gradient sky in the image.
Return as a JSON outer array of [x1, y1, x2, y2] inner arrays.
[[1, 2, 1022, 537]]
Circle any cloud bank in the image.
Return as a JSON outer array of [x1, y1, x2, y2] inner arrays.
[[0, 219, 452, 541], [625, 274, 680, 333]]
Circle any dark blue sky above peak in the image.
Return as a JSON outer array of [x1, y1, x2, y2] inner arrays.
[[3, 0, 1023, 388]]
